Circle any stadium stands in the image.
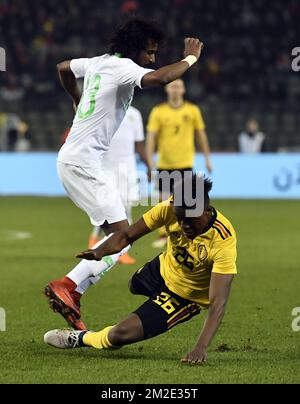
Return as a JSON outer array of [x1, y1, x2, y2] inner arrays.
[[0, 0, 299, 151]]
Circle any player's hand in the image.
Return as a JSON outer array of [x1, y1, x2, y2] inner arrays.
[[76, 249, 102, 261], [183, 38, 204, 60], [206, 158, 213, 174], [181, 347, 207, 365]]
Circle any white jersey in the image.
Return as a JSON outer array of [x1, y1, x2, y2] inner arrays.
[[102, 106, 144, 174], [239, 131, 265, 154], [102, 106, 144, 204], [57, 54, 152, 168]]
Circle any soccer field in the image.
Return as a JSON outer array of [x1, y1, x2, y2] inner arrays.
[[0, 197, 299, 384]]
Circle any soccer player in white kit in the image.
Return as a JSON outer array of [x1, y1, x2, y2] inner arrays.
[[44, 18, 204, 330], [88, 105, 150, 265]]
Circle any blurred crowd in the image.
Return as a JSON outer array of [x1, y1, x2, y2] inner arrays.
[[0, 0, 299, 102]]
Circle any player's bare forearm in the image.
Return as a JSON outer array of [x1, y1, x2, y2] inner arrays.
[[142, 38, 204, 88], [182, 303, 226, 365], [197, 303, 226, 348], [182, 301, 226, 365], [146, 132, 157, 169], [77, 219, 151, 261], [196, 130, 210, 157], [77, 231, 131, 261], [142, 61, 192, 87], [57, 61, 81, 106], [182, 274, 233, 364], [196, 130, 213, 173], [135, 142, 151, 171], [197, 274, 233, 347]]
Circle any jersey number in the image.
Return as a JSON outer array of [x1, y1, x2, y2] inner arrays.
[[77, 74, 101, 119], [173, 125, 180, 135], [174, 247, 194, 271], [153, 292, 180, 315]]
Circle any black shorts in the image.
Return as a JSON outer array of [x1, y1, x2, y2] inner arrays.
[[129, 256, 201, 339], [157, 168, 193, 194]]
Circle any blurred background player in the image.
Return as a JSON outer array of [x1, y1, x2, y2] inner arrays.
[[0, 112, 30, 152], [238, 118, 266, 154], [88, 105, 151, 266], [146, 79, 213, 248], [43, 17, 204, 330]]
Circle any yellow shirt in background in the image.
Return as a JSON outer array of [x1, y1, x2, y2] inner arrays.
[[143, 199, 237, 308], [147, 102, 205, 170]]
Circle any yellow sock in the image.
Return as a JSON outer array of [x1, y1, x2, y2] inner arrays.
[[158, 226, 167, 238], [83, 326, 115, 350]]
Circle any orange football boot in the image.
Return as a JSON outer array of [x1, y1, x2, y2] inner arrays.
[[43, 277, 87, 330], [118, 252, 136, 265]]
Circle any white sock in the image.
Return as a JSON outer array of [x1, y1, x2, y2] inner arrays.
[[67, 235, 130, 286], [75, 242, 131, 295], [75, 275, 100, 295]]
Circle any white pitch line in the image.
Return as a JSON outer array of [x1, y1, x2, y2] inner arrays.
[[0, 230, 33, 241]]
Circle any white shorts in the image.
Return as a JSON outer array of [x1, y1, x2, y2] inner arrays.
[[103, 165, 139, 205], [57, 161, 127, 226]]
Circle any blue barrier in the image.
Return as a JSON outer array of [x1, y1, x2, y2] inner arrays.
[[0, 153, 65, 196], [194, 153, 300, 199], [0, 152, 300, 199]]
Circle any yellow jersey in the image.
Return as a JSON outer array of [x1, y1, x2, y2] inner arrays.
[[147, 102, 206, 170], [143, 199, 237, 308]]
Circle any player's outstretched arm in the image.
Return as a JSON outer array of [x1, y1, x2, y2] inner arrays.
[[195, 129, 213, 173], [135, 141, 152, 180], [57, 61, 81, 108], [142, 38, 204, 88], [182, 273, 234, 364], [146, 131, 158, 173], [77, 218, 151, 261]]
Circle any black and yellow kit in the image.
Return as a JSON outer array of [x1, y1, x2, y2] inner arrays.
[[147, 102, 206, 170], [130, 199, 237, 339]]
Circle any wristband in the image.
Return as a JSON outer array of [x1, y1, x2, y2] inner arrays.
[[182, 55, 198, 67]]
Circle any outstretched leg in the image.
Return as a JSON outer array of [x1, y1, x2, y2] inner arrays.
[[83, 313, 144, 349], [44, 220, 130, 330], [45, 293, 201, 350]]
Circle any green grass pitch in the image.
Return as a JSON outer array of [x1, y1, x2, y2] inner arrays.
[[0, 197, 299, 384]]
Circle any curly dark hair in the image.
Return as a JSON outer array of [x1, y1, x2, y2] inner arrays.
[[108, 17, 164, 59]]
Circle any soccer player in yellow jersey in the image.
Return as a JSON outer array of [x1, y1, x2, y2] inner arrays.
[[147, 79, 213, 248], [45, 175, 237, 365]]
